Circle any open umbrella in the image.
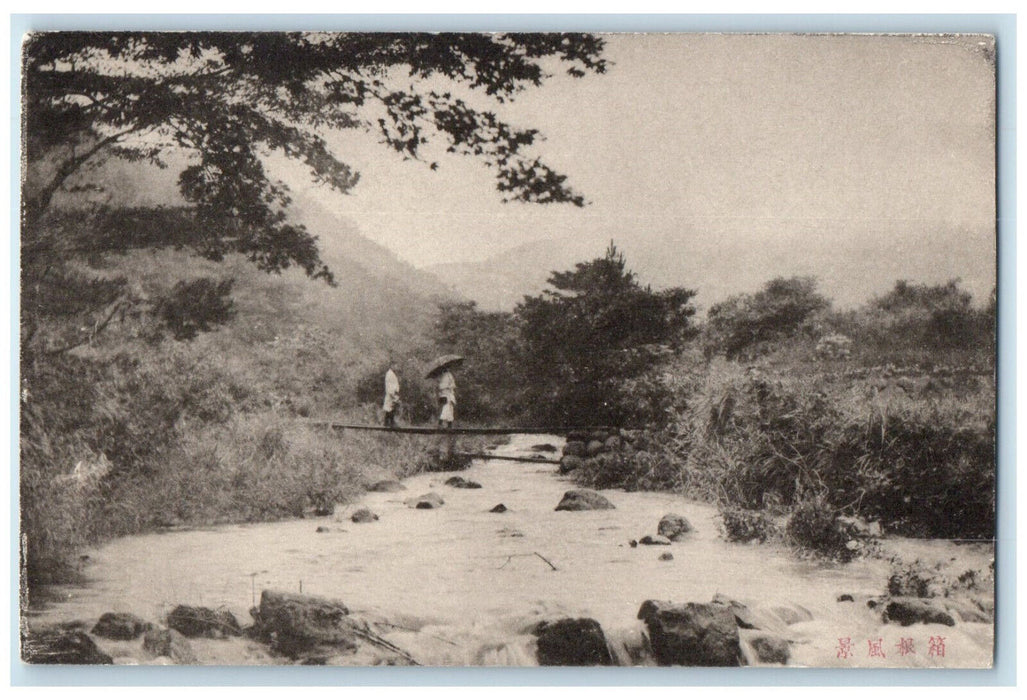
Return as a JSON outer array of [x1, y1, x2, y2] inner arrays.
[[425, 354, 464, 379]]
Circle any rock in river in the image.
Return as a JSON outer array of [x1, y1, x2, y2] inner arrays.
[[407, 492, 445, 509], [22, 628, 114, 664], [637, 600, 743, 666], [555, 489, 615, 511], [559, 455, 584, 474], [367, 480, 405, 493], [91, 612, 150, 640], [252, 590, 356, 658], [746, 633, 791, 665], [142, 627, 197, 664], [534, 618, 613, 666], [882, 598, 956, 627], [350, 508, 379, 523], [444, 476, 482, 489], [657, 513, 694, 541], [166, 605, 241, 638], [639, 535, 671, 546]]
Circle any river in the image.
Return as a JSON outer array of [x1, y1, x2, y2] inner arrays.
[[26, 433, 994, 668]]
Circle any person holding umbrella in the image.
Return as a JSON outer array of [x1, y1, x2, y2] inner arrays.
[[426, 354, 463, 429], [382, 362, 400, 428]]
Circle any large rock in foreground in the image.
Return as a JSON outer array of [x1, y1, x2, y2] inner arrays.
[[638, 600, 743, 666], [167, 605, 241, 638], [91, 612, 150, 640], [535, 618, 613, 666], [22, 628, 114, 664], [253, 590, 357, 658], [555, 489, 615, 511], [882, 598, 956, 627]]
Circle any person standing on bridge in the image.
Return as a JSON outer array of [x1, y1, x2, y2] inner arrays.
[[382, 364, 400, 428], [437, 368, 456, 429]]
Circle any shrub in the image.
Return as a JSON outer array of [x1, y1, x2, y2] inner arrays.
[[785, 496, 855, 561], [718, 506, 781, 543], [703, 277, 829, 360]]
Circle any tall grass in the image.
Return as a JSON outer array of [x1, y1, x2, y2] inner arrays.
[[572, 353, 995, 545], [19, 333, 466, 593]]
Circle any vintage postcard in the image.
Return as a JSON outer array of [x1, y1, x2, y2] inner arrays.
[[19, 30, 997, 669]]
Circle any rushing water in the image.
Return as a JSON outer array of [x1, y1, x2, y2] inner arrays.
[[29, 434, 994, 667]]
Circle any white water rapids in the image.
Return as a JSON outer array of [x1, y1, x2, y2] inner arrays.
[[29, 434, 994, 667]]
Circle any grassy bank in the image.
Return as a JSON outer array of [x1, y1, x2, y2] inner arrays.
[[19, 334, 494, 595], [571, 352, 995, 556]]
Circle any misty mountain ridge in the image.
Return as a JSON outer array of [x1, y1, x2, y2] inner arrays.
[[426, 220, 995, 313], [41, 157, 460, 369]]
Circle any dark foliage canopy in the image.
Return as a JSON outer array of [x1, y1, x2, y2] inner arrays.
[[515, 243, 698, 424], [704, 276, 830, 360], [21, 31, 606, 354]]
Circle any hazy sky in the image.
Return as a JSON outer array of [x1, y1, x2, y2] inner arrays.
[[284, 33, 994, 305]]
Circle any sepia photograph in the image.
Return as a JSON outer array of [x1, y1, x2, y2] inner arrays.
[[17, 28, 998, 670]]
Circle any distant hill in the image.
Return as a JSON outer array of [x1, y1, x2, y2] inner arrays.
[[426, 221, 996, 313], [41, 157, 460, 380]]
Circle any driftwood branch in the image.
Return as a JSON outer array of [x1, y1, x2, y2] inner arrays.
[[498, 551, 558, 571]]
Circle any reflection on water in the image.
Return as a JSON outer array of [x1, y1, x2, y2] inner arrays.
[[31, 434, 993, 667]]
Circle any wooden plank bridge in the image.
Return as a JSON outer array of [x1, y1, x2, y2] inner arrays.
[[304, 420, 613, 465]]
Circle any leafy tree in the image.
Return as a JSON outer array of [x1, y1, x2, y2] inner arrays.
[[21, 31, 607, 355], [515, 243, 698, 425], [704, 276, 830, 360], [18, 32, 608, 585], [871, 279, 980, 348]]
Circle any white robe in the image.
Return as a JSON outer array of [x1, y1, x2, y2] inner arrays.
[[438, 370, 456, 421], [383, 369, 400, 411]]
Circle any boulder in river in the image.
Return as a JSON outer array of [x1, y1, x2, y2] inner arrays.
[[407, 492, 445, 509], [22, 627, 114, 664], [367, 480, 405, 493], [444, 476, 482, 489], [659, 552, 674, 562], [559, 455, 584, 474], [882, 598, 956, 627], [350, 508, 379, 523], [253, 590, 356, 658], [142, 627, 197, 664], [531, 443, 558, 453], [534, 618, 613, 666], [91, 612, 150, 640], [490, 503, 508, 513], [562, 440, 587, 457], [166, 605, 242, 638], [657, 513, 694, 541], [555, 489, 615, 511], [637, 600, 743, 666]]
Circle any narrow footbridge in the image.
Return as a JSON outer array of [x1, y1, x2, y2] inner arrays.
[[304, 420, 615, 464]]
